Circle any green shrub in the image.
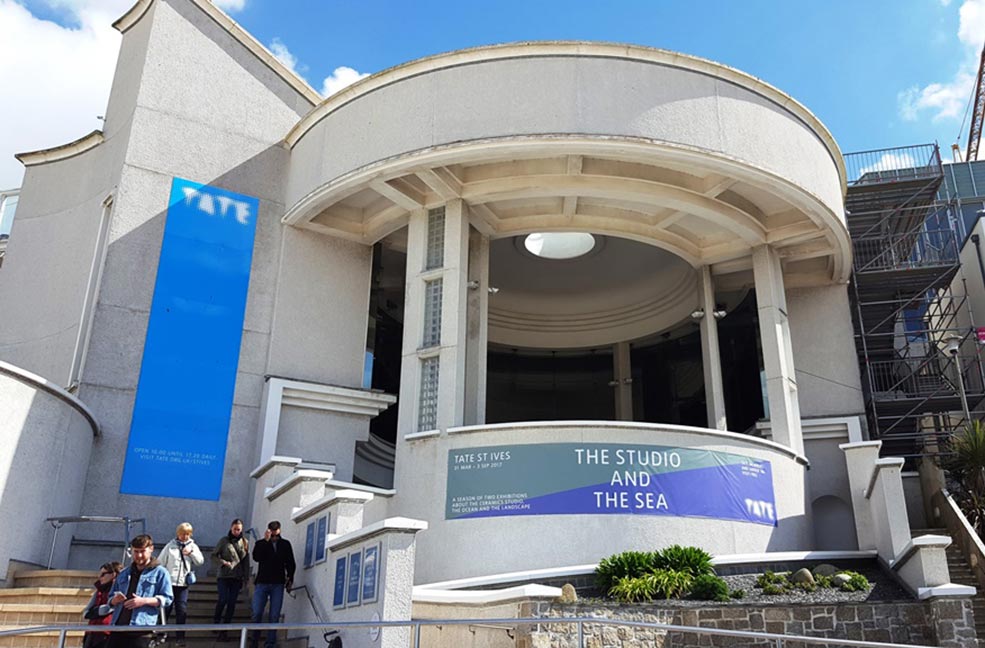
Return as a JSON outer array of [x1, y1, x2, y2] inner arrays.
[[730, 588, 745, 600], [838, 571, 870, 592], [649, 568, 694, 599], [608, 575, 658, 602], [815, 574, 833, 588], [794, 580, 816, 593], [691, 574, 730, 602], [755, 571, 789, 589], [658, 545, 714, 577], [595, 551, 660, 593], [762, 583, 786, 595]]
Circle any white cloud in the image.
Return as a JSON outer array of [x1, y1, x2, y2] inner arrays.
[[212, 0, 244, 11], [268, 38, 298, 73], [0, 0, 125, 189], [320, 66, 370, 97], [898, 0, 985, 124]]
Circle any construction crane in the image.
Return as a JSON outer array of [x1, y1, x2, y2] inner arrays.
[[967, 42, 985, 161]]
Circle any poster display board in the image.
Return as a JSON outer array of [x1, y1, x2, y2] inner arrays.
[[346, 551, 362, 606], [304, 523, 315, 568], [315, 515, 328, 563], [361, 543, 380, 604], [333, 556, 347, 609], [120, 177, 259, 500], [446, 442, 777, 526]]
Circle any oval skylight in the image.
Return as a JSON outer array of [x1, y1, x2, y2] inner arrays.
[[524, 233, 596, 259]]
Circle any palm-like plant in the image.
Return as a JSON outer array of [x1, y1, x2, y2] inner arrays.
[[947, 420, 985, 536]]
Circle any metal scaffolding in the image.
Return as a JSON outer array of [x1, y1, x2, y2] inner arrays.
[[846, 143, 985, 457]]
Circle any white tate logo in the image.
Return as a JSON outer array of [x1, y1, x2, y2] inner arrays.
[[181, 186, 251, 225]]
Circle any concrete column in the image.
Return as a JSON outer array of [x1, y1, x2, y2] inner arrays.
[[753, 245, 803, 455], [464, 225, 489, 426], [438, 200, 470, 430], [613, 342, 633, 420], [395, 202, 470, 437], [699, 266, 727, 431], [395, 210, 427, 439]]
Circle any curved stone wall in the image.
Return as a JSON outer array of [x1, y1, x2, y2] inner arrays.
[[0, 362, 98, 581], [393, 421, 810, 584]]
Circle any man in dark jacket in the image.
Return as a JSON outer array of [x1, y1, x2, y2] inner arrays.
[[250, 521, 296, 648]]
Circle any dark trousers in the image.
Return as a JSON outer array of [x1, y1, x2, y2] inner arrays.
[[214, 578, 243, 624], [167, 586, 189, 639], [105, 632, 152, 648]]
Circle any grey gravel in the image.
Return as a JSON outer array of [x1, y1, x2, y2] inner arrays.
[[585, 568, 910, 606]]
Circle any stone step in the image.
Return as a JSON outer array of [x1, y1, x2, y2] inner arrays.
[[12, 570, 95, 589], [0, 588, 91, 606]]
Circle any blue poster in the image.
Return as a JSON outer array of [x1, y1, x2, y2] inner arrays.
[[333, 556, 347, 609], [304, 523, 315, 568], [315, 516, 328, 562], [446, 443, 777, 526], [346, 551, 362, 606], [120, 178, 258, 500], [362, 544, 379, 603]]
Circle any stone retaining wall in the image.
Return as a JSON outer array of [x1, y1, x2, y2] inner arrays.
[[516, 598, 977, 648]]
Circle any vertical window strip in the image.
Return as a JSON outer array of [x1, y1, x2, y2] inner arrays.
[[425, 207, 445, 270], [418, 356, 440, 431], [422, 278, 443, 348]]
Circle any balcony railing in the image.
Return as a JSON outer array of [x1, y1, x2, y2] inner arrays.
[[844, 144, 942, 187]]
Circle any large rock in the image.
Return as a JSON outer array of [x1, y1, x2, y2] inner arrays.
[[813, 564, 839, 577], [832, 573, 852, 587], [790, 568, 815, 585]]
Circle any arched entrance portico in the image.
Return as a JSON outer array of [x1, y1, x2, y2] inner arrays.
[[281, 42, 850, 580]]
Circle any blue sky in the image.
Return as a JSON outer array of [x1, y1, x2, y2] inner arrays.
[[0, 0, 983, 188]]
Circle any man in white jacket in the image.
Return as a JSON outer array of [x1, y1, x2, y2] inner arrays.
[[158, 522, 205, 646]]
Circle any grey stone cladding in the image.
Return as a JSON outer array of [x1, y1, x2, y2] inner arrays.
[[515, 598, 978, 648]]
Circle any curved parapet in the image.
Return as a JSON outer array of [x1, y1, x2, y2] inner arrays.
[[0, 362, 99, 580], [396, 421, 810, 583], [284, 42, 850, 283]]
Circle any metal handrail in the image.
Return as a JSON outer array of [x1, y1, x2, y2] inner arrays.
[[0, 617, 945, 648], [44, 516, 146, 568]]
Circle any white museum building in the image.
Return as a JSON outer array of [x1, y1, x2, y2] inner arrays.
[[0, 0, 977, 644]]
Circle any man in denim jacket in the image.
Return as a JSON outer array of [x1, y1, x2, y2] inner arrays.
[[107, 535, 174, 648]]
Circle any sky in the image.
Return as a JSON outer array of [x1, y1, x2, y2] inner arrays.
[[0, 0, 984, 189]]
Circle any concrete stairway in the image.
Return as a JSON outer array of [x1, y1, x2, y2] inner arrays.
[[913, 528, 985, 644], [0, 569, 93, 648]]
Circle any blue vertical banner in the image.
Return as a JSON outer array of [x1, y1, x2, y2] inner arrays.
[[120, 177, 259, 500]]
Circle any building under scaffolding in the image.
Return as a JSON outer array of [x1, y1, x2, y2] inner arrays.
[[847, 144, 985, 457]]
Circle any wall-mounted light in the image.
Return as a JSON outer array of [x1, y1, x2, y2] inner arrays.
[[488, 286, 500, 295], [467, 280, 480, 290], [713, 309, 727, 320], [690, 309, 705, 320]]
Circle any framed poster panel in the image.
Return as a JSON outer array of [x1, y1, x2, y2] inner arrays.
[[361, 543, 380, 604], [315, 515, 328, 563], [346, 550, 363, 607], [304, 522, 315, 568], [333, 555, 347, 609]]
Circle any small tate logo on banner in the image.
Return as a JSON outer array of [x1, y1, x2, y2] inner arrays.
[[180, 185, 252, 225]]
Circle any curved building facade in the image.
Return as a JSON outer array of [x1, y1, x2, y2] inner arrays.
[[0, 0, 871, 587]]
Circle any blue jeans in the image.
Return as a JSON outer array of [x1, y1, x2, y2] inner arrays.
[[167, 586, 189, 640], [251, 583, 284, 648], [214, 578, 243, 624]]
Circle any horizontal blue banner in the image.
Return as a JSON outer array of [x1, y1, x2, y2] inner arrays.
[[446, 443, 777, 526], [120, 178, 258, 500]]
